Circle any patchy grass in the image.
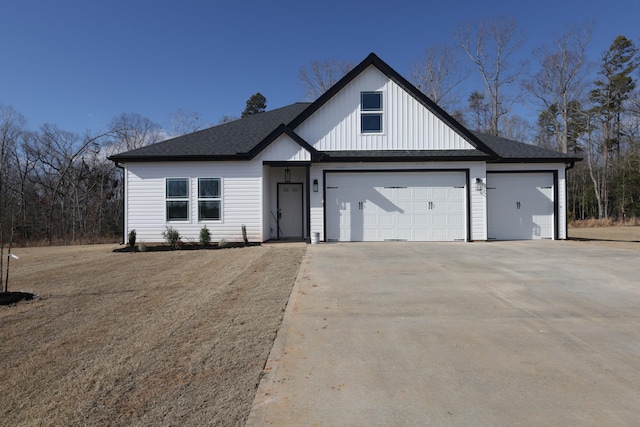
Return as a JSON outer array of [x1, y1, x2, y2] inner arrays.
[[0, 243, 305, 426]]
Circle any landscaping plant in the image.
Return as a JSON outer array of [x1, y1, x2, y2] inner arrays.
[[162, 226, 182, 249], [128, 229, 136, 248], [199, 225, 211, 247], [242, 224, 248, 245]]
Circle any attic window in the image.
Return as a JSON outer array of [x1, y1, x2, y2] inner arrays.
[[361, 91, 383, 133]]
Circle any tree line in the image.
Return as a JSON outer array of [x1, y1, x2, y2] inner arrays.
[[1, 17, 639, 251]]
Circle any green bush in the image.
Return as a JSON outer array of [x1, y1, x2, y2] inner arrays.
[[199, 225, 211, 246], [137, 241, 147, 252], [162, 226, 182, 249], [128, 229, 136, 248], [218, 238, 228, 248]]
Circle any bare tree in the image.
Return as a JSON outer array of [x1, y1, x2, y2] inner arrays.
[[108, 113, 162, 153], [457, 16, 525, 136], [501, 114, 534, 142], [0, 105, 27, 292], [169, 108, 204, 137], [298, 60, 354, 101], [524, 23, 593, 153], [411, 43, 468, 110]]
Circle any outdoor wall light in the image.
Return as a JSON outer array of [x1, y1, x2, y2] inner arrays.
[[284, 167, 291, 182], [475, 177, 484, 191], [313, 179, 318, 192]]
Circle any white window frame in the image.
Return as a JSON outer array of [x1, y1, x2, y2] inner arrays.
[[360, 91, 383, 134], [198, 177, 222, 222], [165, 177, 190, 222]]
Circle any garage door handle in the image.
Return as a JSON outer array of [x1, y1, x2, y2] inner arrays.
[[516, 201, 521, 209]]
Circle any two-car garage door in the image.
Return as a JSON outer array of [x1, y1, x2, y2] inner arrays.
[[325, 171, 467, 242]]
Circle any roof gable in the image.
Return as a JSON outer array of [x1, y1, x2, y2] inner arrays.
[[248, 124, 319, 161], [288, 53, 498, 157]]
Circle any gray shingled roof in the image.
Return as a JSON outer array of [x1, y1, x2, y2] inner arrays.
[[108, 102, 580, 164], [472, 131, 581, 162], [109, 103, 311, 161]]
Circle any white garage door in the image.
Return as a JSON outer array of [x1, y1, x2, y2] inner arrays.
[[487, 172, 555, 240], [326, 172, 467, 242]]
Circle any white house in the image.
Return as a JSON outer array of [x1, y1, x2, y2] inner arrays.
[[109, 53, 579, 243]]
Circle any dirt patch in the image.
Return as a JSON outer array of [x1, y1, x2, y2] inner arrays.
[[0, 243, 306, 426]]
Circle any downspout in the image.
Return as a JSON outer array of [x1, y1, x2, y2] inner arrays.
[[115, 162, 126, 245]]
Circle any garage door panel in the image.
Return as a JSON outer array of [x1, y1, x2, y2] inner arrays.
[[326, 172, 467, 242], [487, 173, 554, 240]]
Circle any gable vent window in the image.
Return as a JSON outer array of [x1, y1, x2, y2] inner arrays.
[[361, 91, 383, 133], [166, 178, 189, 221], [198, 178, 222, 221]]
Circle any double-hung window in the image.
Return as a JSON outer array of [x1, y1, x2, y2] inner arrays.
[[166, 178, 189, 221], [361, 91, 383, 133], [198, 178, 221, 221]]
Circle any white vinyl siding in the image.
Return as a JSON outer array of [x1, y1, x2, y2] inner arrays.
[[295, 66, 476, 151], [125, 161, 262, 243]]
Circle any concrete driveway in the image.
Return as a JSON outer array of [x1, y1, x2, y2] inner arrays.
[[248, 241, 640, 426]]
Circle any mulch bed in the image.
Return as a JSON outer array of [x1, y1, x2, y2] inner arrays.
[[113, 242, 260, 253], [0, 292, 36, 306]]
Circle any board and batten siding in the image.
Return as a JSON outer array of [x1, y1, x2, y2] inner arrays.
[[309, 162, 487, 242], [125, 161, 263, 243], [486, 163, 567, 239], [255, 133, 311, 162], [295, 65, 475, 152]]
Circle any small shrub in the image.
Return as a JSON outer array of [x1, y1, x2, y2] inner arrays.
[[128, 229, 136, 248], [199, 225, 211, 246], [218, 239, 228, 248], [138, 241, 147, 252], [162, 226, 182, 249], [242, 224, 248, 245]]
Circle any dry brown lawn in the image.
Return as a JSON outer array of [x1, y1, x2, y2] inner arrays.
[[0, 243, 306, 426], [568, 225, 640, 250]]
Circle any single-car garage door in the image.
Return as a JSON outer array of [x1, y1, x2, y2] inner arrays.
[[325, 171, 467, 242], [487, 172, 555, 240]]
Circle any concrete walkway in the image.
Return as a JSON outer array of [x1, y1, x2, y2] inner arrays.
[[247, 241, 640, 426]]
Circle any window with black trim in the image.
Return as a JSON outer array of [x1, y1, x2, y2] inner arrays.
[[198, 178, 221, 221], [361, 91, 383, 133], [166, 178, 189, 221]]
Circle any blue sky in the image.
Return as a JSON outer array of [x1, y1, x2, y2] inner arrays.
[[2, 0, 639, 137]]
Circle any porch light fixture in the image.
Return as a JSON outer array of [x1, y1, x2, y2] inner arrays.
[[313, 179, 318, 192], [475, 177, 484, 191], [284, 167, 291, 182]]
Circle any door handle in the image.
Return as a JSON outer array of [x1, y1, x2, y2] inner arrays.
[[516, 201, 521, 210]]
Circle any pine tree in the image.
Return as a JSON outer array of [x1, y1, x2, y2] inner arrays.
[[589, 35, 639, 218], [241, 93, 267, 118]]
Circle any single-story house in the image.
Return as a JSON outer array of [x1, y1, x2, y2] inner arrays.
[[109, 53, 580, 243]]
